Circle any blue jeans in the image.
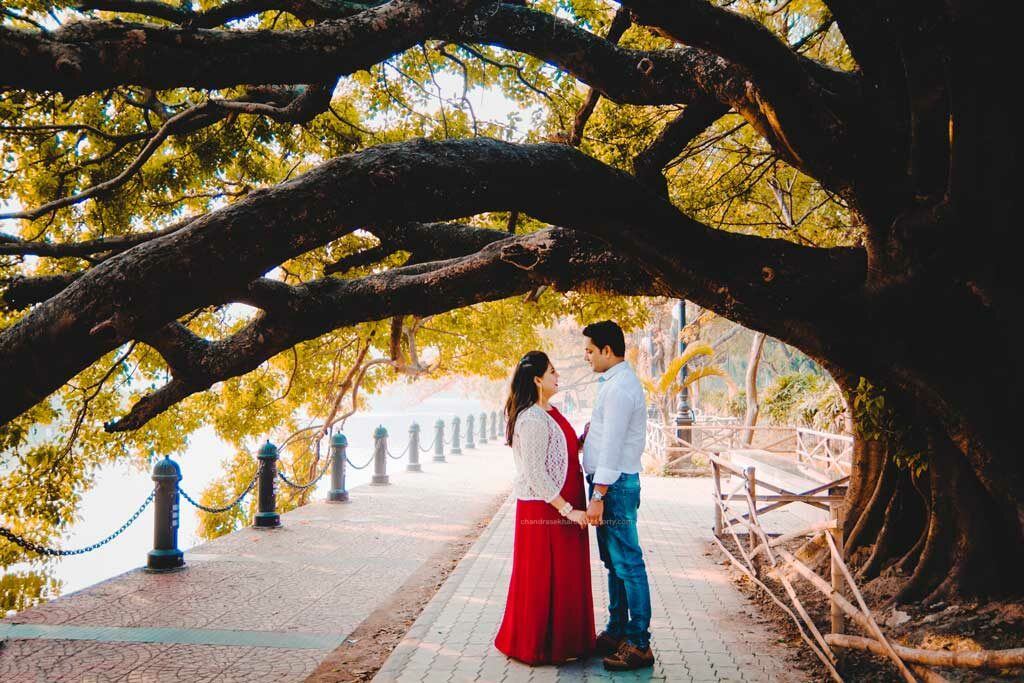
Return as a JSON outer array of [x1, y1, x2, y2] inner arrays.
[[589, 473, 652, 650]]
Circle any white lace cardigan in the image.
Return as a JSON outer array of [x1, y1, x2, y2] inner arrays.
[[510, 404, 569, 503]]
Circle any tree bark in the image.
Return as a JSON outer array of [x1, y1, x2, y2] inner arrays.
[[742, 332, 766, 446]]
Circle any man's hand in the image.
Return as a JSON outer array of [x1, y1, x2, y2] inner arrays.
[[567, 509, 589, 529], [586, 498, 604, 526]]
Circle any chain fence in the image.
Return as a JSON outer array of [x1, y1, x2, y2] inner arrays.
[[385, 442, 410, 460], [277, 457, 332, 491], [0, 489, 155, 557], [179, 466, 260, 514], [345, 452, 376, 470], [2, 413, 479, 560]]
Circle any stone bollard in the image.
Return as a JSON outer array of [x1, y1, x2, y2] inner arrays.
[[146, 456, 185, 572], [433, 419, 446, 463], [407, 422, 422, 472], [372, 425, 390, 484], [465, 414, 476, 449], [499, 411, 506, 438], [490, 411, 497, 440], [254, 441, 281, 528], [328, 432, 349, 502], [450, 416, 462, 455], [479, 411, 488, 444]]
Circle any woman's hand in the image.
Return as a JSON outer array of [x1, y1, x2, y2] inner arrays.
[[567, 509, 589, 529], [579, 422, 590, 451]]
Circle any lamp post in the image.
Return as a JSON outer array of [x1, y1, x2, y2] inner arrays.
[[644, 333, 659, 420], [674, 300, 695, 445]]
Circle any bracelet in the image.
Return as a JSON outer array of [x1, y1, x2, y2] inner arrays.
[[558, 501, 573, 517]]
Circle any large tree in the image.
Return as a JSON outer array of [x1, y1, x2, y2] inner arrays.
[[0, 0, 1018, 604]]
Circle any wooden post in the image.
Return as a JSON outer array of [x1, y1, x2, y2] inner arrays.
[[829, 487, 845, 635], [712, 461, 723, 536], [744, 466, 757, 555]]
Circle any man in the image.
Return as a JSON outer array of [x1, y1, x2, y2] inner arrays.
[[580, 320, 654, 671]]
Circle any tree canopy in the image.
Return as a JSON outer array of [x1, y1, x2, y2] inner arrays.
[[1, 0, 1020, 606]]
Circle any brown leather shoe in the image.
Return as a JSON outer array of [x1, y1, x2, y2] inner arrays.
[[594, 630, 626, 656], [603, 641, 655, 670]]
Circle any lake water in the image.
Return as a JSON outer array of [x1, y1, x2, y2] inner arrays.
[[5, 390, 499, 604]]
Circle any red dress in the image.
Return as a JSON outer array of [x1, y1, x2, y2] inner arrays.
[[494, 406, 596, 664]]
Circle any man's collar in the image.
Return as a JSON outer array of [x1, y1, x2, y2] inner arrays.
[[601, 360, 629, 381]]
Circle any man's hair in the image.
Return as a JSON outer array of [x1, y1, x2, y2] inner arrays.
[[583, 320, 626, 357]]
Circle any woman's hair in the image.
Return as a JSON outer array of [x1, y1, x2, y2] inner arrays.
[[504, 350, 550, 446]]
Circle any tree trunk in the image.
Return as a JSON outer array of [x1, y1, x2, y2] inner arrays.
[[843, 394, 1024, 604], [742, 332, 766, 446]]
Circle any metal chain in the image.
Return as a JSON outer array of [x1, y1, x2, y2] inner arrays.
[[419, 434, 437, 452], [345, 453, 375, 470], [0, 489, 155, 557], [277, 457, 331, 491], [180, 466, 260, 514], [386, 442, 410, 460]]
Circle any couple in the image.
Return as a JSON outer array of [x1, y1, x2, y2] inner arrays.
[[494, 321, 654, 671]]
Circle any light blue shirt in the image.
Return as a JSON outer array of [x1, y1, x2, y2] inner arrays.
[[582, 361, 647, 486]]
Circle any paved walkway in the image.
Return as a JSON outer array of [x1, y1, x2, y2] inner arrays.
[[375, 476, 812, 683], [0, 439, 515, 682], [3, 438, 815, 683]]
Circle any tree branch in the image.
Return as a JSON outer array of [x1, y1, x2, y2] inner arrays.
[[617, 0, 853, 188], [451, 3, 860, 190], [449, 5, 722, 106], [0, 215, 196, 260], [569, 7, 631, 146], [75, 0, 374, 28], [818, 1, 900, 79], [3, 1, 863, 192], [323, 221, 508, 274], [324, 242, 396, 274], [633, 97, 730, 195], [108, 226, 655, 430], [618, 0, 849, 99], [1, 82, 334, 223], [0, 0, 481, 96], [1, 274, 80, 310], [0, 137, 865, 429]]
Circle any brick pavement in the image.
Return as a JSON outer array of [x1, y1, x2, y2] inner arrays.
[[4, 439, 816, 683], [374, 476, 813, 683], [0, 439, 516, 683]]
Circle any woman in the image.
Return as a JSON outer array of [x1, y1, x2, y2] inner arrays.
[[494, 351, 596, 665]]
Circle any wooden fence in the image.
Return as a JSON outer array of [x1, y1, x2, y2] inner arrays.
[[796, 427, 854, 477], [646, 421, 850, 476], [708, 452, 1023, 682]]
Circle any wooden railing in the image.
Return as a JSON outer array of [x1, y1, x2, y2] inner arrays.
[[708, 453, 1024, 682], [645, 421, 849, 475], [796, 427, 854, 477]]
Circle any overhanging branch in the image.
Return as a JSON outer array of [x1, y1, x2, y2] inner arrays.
[[633, 97, 730, 195], [0, 137, 865, 430], [0, 0, 481, 95], [75, 0, 373, 28], [0, 82, 334, 223], [109, 226, 655, 430]]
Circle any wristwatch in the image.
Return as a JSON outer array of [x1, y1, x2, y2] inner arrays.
[[592, 489, 605, 502], [558, 501, 574, 517]]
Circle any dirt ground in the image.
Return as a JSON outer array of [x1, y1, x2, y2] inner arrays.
[[304, 492, 508, 683], [710, 534, 1024, 682]]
